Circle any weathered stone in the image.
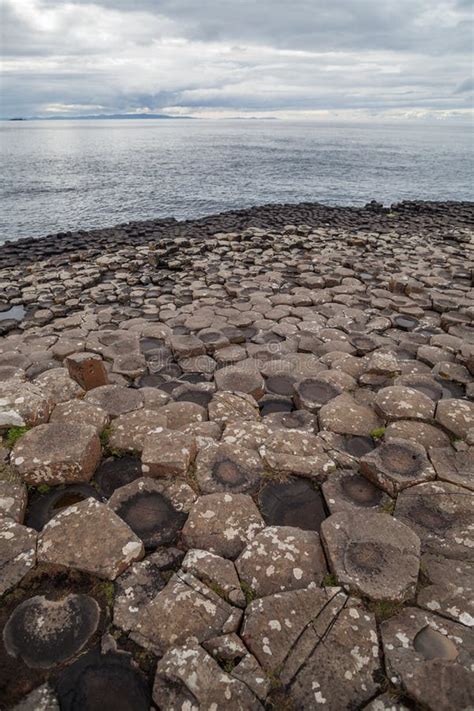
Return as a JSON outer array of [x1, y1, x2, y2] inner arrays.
[[182, 549, 246, 607], [384, 420, 450, 449], [236, 526, 327, 597], [321, 511, 420, 601], [395, 481, 473, 560], [12, 423, 101, 486], [156, 400, 207, 429], [182, 493, 265, 559], [381, 607, 474, 710], [37, 498, 144, 579], [49, 399, 109, 435], [429, 446, 473, 490], [319, 393, 383, 436], [322, 469, 392, 514], [25, 483, 101, 531], [215, 366, 265, 400], [108, 408, 167, 452], [0, 381, 53, 428], [153, 643, 263, 710], [11, 685, 59, 711], [84, 384, 143, 417], [363, 693, 410, 711], [3, 594, 100, 669], [231, 653, 271, 702], [170, 334, 206, 358], [436, 398, 474, 438], [93, 455, 142, 498], [260, 429, 335, 479], [394, 373, 444, 402], [195, 442, 264, 494], [0, 518, 37, 594], [108, 477, 196, 548], [375, 386, 435, 421], [359, 438, 436, 496], [35, 368, 84, 404], [294, 377, 342, 412], [0, 478, 27, 522], [208, 390, 260, 424], [417, 553, 473, 627], [259, 479, 327, 532], [142, 429, 197, 477], [264, 408, 317, 432]]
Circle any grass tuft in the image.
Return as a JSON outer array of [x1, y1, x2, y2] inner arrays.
[[370, 427, 386, 441], [6, 426, 30, 448]]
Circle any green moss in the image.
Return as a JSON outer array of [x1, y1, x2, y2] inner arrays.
[[37, 484, 51, 495], [322, 573, 339, 587], [368, 600, 402, 622], [370, 427, 386, 440], [5, 426, 30, 448], [240, 581, 257, 605], [209, 581, 227, 599], [95, 581, 115, 608], [99, 426, 112, 448], [380, 499, 395, 515]]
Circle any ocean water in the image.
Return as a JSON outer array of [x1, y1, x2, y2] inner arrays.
[[0, 119, 472, 243]]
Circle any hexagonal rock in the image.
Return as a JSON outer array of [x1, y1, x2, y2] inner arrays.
[[293, 377, 342, 412], [359, 438, 436, 496], [84, 384, 144, 418], [0, 518, 37, 594], [108, 477, 196, 548], [261, 434, 335, 480], [34, 368, 84, 404], [11, 684, 59, 711], [131, 571, 242, 655], [208, 391, 260, 425], [12, 423, 101, 486], [65, 351, 109, 390], [235, 526, 327, 597], [374, 386, 435, 422], [195, 442, 264, 495], [49, 399, 109, 435], [436, 398, 474, 439], [108, 409, 167, 452], [319, 394, 383, 436], [417, 553, 473, 627], [0, 478, 27, 522], [3, 594, 100, 669], [182, 493, 265, 559], [112, 353, 147, 379], [0, 381, 54, 427], [429, 446, 473, 491], [170, 334, 206, 358], [380, 607, 474, 710], [113, 547, 184, 634], [322, 470, 392, 514], [384, 420, 450, 450], [242, 588, 380, 710], [395, 481, 473, 560], [142, 429, 197, 477], [321, 511, 421, 601], [215, 366, 265, 400], [182, 549, 246, 607], [37, 498, 144, 580], [156, 401, 207, 429], [222, 420, 274, 451], [264, 409, 317, 433], [153, 643, 263, 711]]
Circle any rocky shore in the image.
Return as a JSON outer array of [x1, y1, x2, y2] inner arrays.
[[0, 201, 473, 710]]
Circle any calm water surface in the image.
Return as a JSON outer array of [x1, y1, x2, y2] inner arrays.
[[0, 119, 472, 242]]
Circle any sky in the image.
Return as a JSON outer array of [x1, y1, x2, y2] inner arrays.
[[1, 0, 473, 120]]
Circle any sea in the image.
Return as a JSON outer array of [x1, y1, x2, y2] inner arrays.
[[0, 119, 472, 243]]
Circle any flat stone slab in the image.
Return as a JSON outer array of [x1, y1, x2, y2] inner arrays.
[[215, 366, 265, 400], [84, 384, 144, 417], [153, 643, 263, 710], [359, 438, 436, 496], [12, 422, 101, 486], [429, 446, 474, 491], [182, 493, 265, 559], [236, 526, 327, 597], [34, 368, 84, 404], [3, 593, 100, 669], [380, 607, 474, 710], [321, 511, 421, 601], [394, 480, 473, 560], [375, 386, 435, 421], [37, 498, 144, 579], [319, 393, 383, 436], [417, 553, 473, 627], [195, 442, 264, 495], [108, 408, 167, 452], [182, 549, 246, 607], [50, 399, 109, 435], [384, 420, 450, 449], [142, 429, 197, 477], [435, 398, 474, 439], [156, 401, 207, 429], [322, 469, 392, 514], [259, 429, 335, 479], [208, 391, 260, 424], [0, 518, 37, 594], [0, 381, 54, 427]]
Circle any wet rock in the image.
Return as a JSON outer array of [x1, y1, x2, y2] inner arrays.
[[12, 423, 101, 486], [294, 377, 342, 412], [182, 549, 246, 607], [0, 477, 27, 522], [395, 480, 473, 560], [429, 446, 473, 491], [375, 386, 435, 421], [417, 553, 473, 626], [142, 429, 196, 477], [319, 393, 383, 436], [84, 384, 143, 418], [321, 511, 420, 601], [37, 498, 144, 579], [49, 399, 109, 435], [108, 477, 196, 548], [259, 479, 327, 532], [381, 607, 474, 710], [322, 469, 392, 514], [3, 594, 100, 669], [0, 518, 37, 594], [208, 390, 260, 425], [0, 381, 54, 427], [108, 408, 167, 452], [182, 493, 265, 559], [236, 526, 327, 597], [93, 456, 142, 498], [25, 483, 102, 530], [153, 643, 263, 710], [195, 442, 264, 494], [359, 438, 435, 496], [435, 398, 474, 438]]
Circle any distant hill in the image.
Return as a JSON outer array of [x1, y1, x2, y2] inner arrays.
[[7, 113, 195, 121]]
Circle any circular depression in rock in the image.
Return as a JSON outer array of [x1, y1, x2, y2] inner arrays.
[[340, 476, 384, 507], [26, 484, 102, 531], [260, 397, 293, 416], [413, 625, 459, 661], [175, 389, 213, 408], [379, 443, 422, 477], [139, 337, 166, 354], [297, 378, 340, 405], [93, 457, 142, 498], [409, 501, 452, 533], [343, 436, 375, 458], [393, 315, 419, 331], [265, 374, 297, 396], [115, 491, 187, 548], [265, 410, 316, 431], [258, 479, 327, 532], [136, 373, 167, 388], [3, 594, 100, 669], [344, 541, 387, 575]]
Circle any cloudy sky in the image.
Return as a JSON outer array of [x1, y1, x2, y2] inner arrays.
[[1, 0, 473, 120]]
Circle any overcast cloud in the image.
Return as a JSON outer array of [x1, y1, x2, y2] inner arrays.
[[1, 0, 472, 119]]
